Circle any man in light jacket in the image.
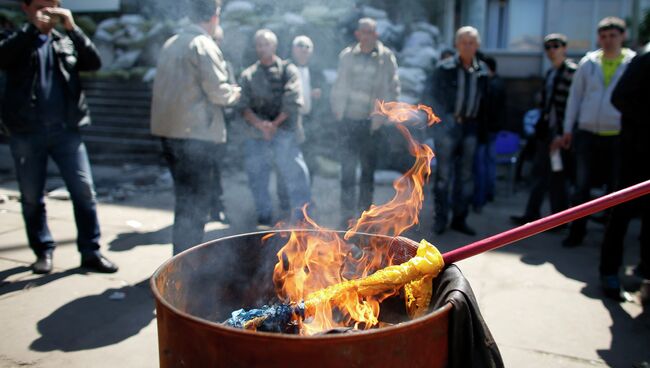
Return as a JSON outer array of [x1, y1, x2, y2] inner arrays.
[[151, 0, 240, 255], [330, 18, 400, 226], [561, 17, 636, 248]]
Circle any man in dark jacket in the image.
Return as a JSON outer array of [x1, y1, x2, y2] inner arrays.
[[473, 55, 505, 212], [511, 34, 575, 225], [598, 42, 650, 301], [429, 26, 489, 236], [0, 0, 117, 274]]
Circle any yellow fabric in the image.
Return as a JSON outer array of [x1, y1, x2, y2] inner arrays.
[[304, 240, 444, 316], [600, 52, 624, 87], [596, 130, 620, 136]]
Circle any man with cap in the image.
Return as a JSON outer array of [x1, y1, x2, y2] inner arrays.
[[511, 33, 575, 226]]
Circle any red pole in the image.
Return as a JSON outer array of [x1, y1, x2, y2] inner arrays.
[[442, 180, 650, 265]]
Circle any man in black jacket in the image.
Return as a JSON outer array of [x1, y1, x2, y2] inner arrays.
[[429, 26, 489, 236], [511, 34, 575, 226], [0, 0, 117, 274], [598, 42, 650, 301]]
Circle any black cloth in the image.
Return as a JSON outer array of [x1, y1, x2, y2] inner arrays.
[[480, 73, 506, 142], [36, 35, 67, 128], [600, 43, 650, 277], [0, 23, 101, 134], [534, 59, 577, 140], [431, 265, 504, 368]]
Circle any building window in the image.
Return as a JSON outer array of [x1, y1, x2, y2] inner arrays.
[[507, 0, 545, 51]]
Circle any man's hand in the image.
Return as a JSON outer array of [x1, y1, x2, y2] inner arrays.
[[258, 121, 276, 141], [42, 7, 76, 31], [549, 136, 564, 152], [32, 9, 55, 34], [561, 132, 572, 149]]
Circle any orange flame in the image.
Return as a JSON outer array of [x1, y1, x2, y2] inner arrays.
[[271, 101, 441, 335]]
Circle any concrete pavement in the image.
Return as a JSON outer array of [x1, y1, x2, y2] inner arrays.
[[0, 163, 648, 368]]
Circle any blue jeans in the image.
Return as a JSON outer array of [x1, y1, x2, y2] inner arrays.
[[243, 130, 311, 222], [9, 129, 101, 258], [432, 121, 477, 225], [473, 134, 496, 209]]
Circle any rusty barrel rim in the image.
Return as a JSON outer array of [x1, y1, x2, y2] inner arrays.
[[150, 230, 453, 341]]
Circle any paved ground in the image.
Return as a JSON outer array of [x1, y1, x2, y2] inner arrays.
[[0, 159, 648, 368]]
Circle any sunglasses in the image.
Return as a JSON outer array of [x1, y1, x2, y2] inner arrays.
[[544, 43, 563, 50]]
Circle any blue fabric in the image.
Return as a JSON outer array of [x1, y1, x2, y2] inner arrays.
[[9, 130, 100, 257], [432, 121, 477, 224], [473, 134, 496, 209], [243, 130, 311, 222]]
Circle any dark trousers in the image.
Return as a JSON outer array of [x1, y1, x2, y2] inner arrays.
[[340, 119, 378, 220], [9, 129, 101, 258], [209, 153, 225, 218], [599, 144, 650, 276], [568, 130, 621, 239], [522, 140, 569, 219], [432, 122, 477, 225], [162, 138, 223, 255]]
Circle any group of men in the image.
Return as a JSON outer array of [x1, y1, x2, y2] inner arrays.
[[510, 17, 649, 301], [0, 0, 647, 303]]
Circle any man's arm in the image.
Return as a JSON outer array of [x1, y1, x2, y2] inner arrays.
[[330, 50, 349, 121], [196, 39, 240, 107], [279, 63, 302, 127], [386, 52, 400, 101], [561, 60, 587, 148], [0, 24, 40, 69]]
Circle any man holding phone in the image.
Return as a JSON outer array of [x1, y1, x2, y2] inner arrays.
[[0, 0, 118, 274]]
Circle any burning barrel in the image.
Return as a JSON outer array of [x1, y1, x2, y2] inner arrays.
[[151, 230, 454, 368]]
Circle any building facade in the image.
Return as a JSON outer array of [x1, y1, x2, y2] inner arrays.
[[435, 0, 649, 77]]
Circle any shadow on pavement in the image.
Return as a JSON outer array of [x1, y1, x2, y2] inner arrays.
[[0, 268, 82, 297], [597, 299, 650, 367], [0, 265, 31, 282], [108, 226, 172, 252], [30, 279, 155, 352]]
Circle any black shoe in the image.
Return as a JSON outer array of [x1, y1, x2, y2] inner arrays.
[[450, 220, 476, 236], [256, 216, 273, 230], [433, 222, 446, 235], [600, 274, 633, 302], [562, 234, 583, 248], [633, 264, 650, 280], [210, 211, 230, 224], [81, 254, 118, 273], [510, 215, 537, 226], [32, 253, 53, 274]]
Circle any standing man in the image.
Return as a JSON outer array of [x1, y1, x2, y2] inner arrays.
[[0, 0, 117, 273], [598, 42, 650, 300], [151, 0, 241, 255], [561, 17, 636, 247], [511, 34, 575, 225], [330, 18, 400, 225], [290, 35, 324, 184], [239, 29, 311, 227], [429, 26, 488, 236]]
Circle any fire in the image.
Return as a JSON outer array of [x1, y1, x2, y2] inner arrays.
[[271, 101, 441, 335]]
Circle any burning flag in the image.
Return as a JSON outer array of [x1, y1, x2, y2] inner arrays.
[[226, 101, 444, 335]]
